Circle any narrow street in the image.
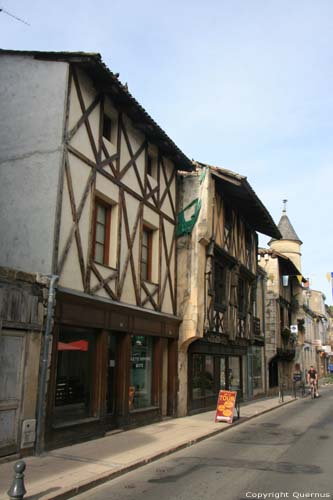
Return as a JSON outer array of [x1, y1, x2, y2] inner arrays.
[[76, 387, 333, 500]]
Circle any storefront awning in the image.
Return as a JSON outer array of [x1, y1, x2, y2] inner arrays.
[[57, 340, 89, 351]]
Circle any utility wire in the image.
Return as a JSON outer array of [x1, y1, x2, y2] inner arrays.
[[0, 7, 30, 25]]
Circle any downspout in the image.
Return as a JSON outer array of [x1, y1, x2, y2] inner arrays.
[[35, 274, 58, 455], [262, 275, 268, 394]]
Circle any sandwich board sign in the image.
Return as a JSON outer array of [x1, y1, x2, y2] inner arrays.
[[215, 390, 237, 424]]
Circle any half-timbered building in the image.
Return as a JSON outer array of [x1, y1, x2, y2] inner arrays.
[[177, 164, 281, 415], [0, 50, 193, 451]]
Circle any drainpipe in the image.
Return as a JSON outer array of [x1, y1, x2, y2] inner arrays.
[[262, 275, 268, 395], [35, 275, 58, 455]]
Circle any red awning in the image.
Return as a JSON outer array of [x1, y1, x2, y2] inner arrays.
[[57, 340, 89, 351]]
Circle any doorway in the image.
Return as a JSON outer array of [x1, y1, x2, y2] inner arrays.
[[106, 333, 117, 424]]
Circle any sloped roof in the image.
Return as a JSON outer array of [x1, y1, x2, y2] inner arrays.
[[0, 49, 193, 171], [258, 248, 306, 280], [198, 163, 281, 239]]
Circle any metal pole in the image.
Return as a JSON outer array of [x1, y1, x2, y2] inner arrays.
[[35, 275, 58, 455]]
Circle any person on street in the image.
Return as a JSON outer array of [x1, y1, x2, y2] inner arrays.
[[307, 365, 319, 397]]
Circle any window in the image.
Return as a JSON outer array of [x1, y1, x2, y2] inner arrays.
[[252, 346, 263, 390], [130, 335, 153, 409], [141, 227, 153, 281], [214, 260, 227, 307], [192, 354, 215, 400], [245, 227, 252, 267], [93, 200, 111, 265], [147, 155, 153, 177], [102, 114, 112, 142], [224, 203, 232, 250], [54, 327, 96, 423], [237, 277, 246, 317]]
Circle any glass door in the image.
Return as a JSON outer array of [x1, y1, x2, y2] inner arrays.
[[220, 357, 226, 390], [106, 334, 116, 415], [228, 356, 241, 393]]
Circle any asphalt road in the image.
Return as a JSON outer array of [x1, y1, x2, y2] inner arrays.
[[76, 387, 333, 500]]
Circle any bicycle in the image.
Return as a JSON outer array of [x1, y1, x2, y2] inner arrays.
[[309, 379, 317, 399]]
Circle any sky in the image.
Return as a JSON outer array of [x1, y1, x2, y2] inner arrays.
[[1, 0, 333, 303]]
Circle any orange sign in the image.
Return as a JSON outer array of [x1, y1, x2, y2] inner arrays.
[[215, 390, 237, 424]]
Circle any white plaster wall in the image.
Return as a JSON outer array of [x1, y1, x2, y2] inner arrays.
[[0, 55, 68, 274]]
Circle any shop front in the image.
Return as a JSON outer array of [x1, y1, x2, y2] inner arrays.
[[45, 290, 179, 450], [188, 340, 248, 414]]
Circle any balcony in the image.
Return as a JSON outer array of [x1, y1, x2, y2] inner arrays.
[[277, 347, 296, 360], [253, 317, 261, 336]]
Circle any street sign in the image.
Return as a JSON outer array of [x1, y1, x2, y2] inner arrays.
[[215, 390, 237, 424]]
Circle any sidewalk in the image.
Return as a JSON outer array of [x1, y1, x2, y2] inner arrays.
[[0, 394, 296, 500]]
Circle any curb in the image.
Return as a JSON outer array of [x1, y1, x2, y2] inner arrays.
[[37, 398, 297, 500]]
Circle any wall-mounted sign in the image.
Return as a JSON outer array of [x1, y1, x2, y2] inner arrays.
[[290, 325, 298, 334], [215, 390, 237, 424]]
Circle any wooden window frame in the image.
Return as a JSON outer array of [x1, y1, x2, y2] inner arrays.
[[141, 226, 153, 282], [93, 198, 112, 266]]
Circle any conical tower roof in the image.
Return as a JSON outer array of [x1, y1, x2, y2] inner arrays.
[[269, 201, 302, 245]]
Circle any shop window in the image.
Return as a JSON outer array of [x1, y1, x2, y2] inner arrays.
[[252, 346, 263, 390], [192, 354, 214, 400], [54, 327, 95, 423], [141, 227, 153, 281], [130, 335, 153, 410], [93, 199, 111, 266]]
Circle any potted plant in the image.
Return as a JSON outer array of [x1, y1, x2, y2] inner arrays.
[[281, 326, 291, 344]]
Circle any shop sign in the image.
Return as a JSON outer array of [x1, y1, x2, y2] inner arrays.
[[215, 390, 237, 424]]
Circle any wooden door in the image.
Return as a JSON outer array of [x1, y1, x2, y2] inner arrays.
[[0, 330, 25, 457]]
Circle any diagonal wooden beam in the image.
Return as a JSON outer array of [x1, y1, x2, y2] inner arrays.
[[91, 263, 117, 300], [58, 166, 96, 275], [141, 281, 159, 309], [67, 144, 96, 169], [90, 269, 118, 294], [66, 94, 101, 143], [72, 66, 99, 163], [120, 120, 145, 195], [117, 193, 142, 305], [160, 223, 176, 313], [59, 155, 86, 288]]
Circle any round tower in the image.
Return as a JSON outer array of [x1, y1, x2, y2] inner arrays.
[[269, 200, 302, 272]]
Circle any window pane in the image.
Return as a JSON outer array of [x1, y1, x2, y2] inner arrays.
[[204, 355, 214, 397], [94, 243, 104, 264], [142, 231, 148, 246], [192, 354, 204, 400], [54, 328, 95, 423], [141, 245, 148, 262], [130, 336, 153, 409], [141, 262, 148, 281], [252, 346, 263, 390], [220, 358, 226, 389], [228, 357, 241, 391], [97, 204, 106, 224], [96, 222, 106, 244]]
